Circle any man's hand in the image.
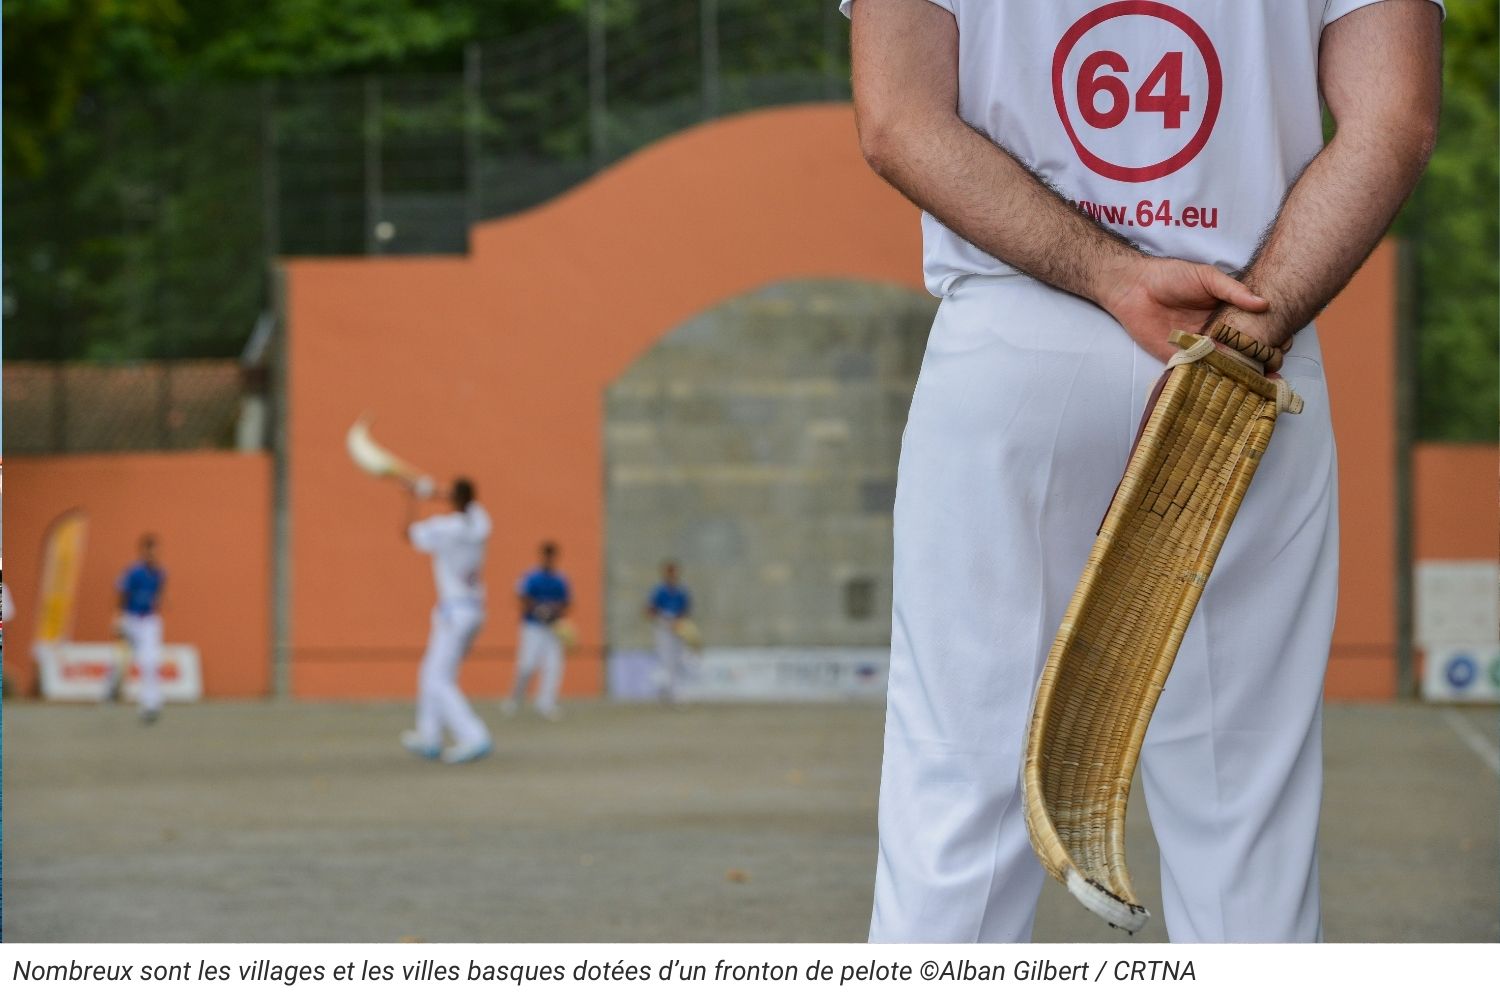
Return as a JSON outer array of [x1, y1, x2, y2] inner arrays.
[[1095, 257, 1268, 364]]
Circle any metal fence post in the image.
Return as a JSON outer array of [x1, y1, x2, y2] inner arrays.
[[464, 42, 483, 229], [701, 0, 721, 119], [824, 3, 843, 99], [364, 76, 383, 255], [52, 363, 67, 452], [158, 364, 173, 449], [588, 0, 608, 168], [269, 266, 292, 700], [1395, 239, 1419, 699], [260, 80, 281, 262]]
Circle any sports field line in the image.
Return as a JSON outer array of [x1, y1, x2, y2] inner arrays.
[[1441, 708, 1500, 776]]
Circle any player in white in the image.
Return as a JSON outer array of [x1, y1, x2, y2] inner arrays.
[[504, 541, 571, 721], [645, 560, 695, 703], [848, 0, 1441, 941], [401, 477, 493, 764], [116, 533, 167, 724]]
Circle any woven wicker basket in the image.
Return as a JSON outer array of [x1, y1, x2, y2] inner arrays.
[[1023, 326, 1302, 932]]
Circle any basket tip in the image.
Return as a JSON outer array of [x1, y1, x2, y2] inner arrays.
[[1065, 869, 1149, 933]]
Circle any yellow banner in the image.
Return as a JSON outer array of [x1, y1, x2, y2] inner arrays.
[[36, 509, 88, 644]]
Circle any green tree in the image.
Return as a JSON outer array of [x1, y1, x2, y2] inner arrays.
[[3, 0, 578, 175], [1398, 0, 1499, 441], [2, 0, 182, 174]]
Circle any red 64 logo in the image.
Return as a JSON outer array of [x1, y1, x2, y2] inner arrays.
[[1052, 2, 1222, 183]]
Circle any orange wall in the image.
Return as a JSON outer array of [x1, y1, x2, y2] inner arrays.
[[281, 103, 1414, 701], [282, 104, 919, 699], [4, 451, 272, 697], [1413, 444, 1498, 561]]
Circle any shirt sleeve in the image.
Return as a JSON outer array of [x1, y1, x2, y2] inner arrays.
[[408, 515, 453, 553], [840, 0, 955, 20], [1324, 0, 1443, 25], [117, 569, 130, 593]]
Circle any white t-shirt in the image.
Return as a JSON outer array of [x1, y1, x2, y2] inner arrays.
[[409, 502, 492, 604], [841, 0, 1443, 296]]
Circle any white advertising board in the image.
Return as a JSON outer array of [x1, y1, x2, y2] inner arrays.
[[35, 642, 204, 703], [609, 647, 888, 703], [1421, 645, 1500, 703], [1415, 561, 1499, 703], [1415, 561, 1498, 646]]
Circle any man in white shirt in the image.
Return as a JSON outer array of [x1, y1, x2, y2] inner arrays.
[[847, 0, 1442, 941], [403, 477, 493, 764]]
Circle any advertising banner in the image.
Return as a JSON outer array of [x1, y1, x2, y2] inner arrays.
[[35, 508, 89, 644], [609, 647, 887, 703], [36, 642, 203, 703]]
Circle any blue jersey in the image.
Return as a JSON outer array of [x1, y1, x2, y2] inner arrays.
[[518, 569, 570, 623], [118, 561, 165, 616], [649, 583, 691, 619]]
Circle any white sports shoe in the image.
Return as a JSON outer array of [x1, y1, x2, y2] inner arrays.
[[536, 706, 563, 723], [401, 730, 440, 760], [441, 740, 493, 765], [499, 699, 518, 717]]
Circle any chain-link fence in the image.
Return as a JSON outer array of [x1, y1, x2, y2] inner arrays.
[[4, 360, 247, 454], [3, 1, 851, 366]]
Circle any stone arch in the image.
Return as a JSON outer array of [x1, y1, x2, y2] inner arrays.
[[603, 279, 937, 659]]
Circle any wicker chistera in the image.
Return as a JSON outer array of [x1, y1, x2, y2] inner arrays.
[[1024, 324, 1304, 932]]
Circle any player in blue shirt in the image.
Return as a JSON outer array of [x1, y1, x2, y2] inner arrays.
[[646, 561, 696, 703], [504, 540, 571, 721], [115, 534, 167, 723]]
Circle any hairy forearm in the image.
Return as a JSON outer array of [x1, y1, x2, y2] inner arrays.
[[861, 112, 1139, 305], [1215, 125, 1434, 345], [1216, 1, 1440, 347]]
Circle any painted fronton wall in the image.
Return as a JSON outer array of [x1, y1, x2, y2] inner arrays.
[[281, 104, 921, 698], [273, 106, 1415, 700]]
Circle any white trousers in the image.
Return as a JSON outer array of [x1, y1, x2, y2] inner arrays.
[[653, 621, 690, 701], [870, 275, 1338, 943], [514, 621, 564, 713], [416, 600, 490, 747], [121, 613, 164, 713]]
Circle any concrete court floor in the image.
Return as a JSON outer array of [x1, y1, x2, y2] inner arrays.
[[2, 699, 1495, 942]]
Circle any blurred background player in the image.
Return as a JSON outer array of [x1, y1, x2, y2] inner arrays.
[[645, 560, 694, 703], [402, 477, 493, 765], [505, 541, 570, 721], [115, 533, 166, 724]]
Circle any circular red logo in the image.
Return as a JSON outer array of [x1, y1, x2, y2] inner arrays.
[[1052, 1, 1222, 183]]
